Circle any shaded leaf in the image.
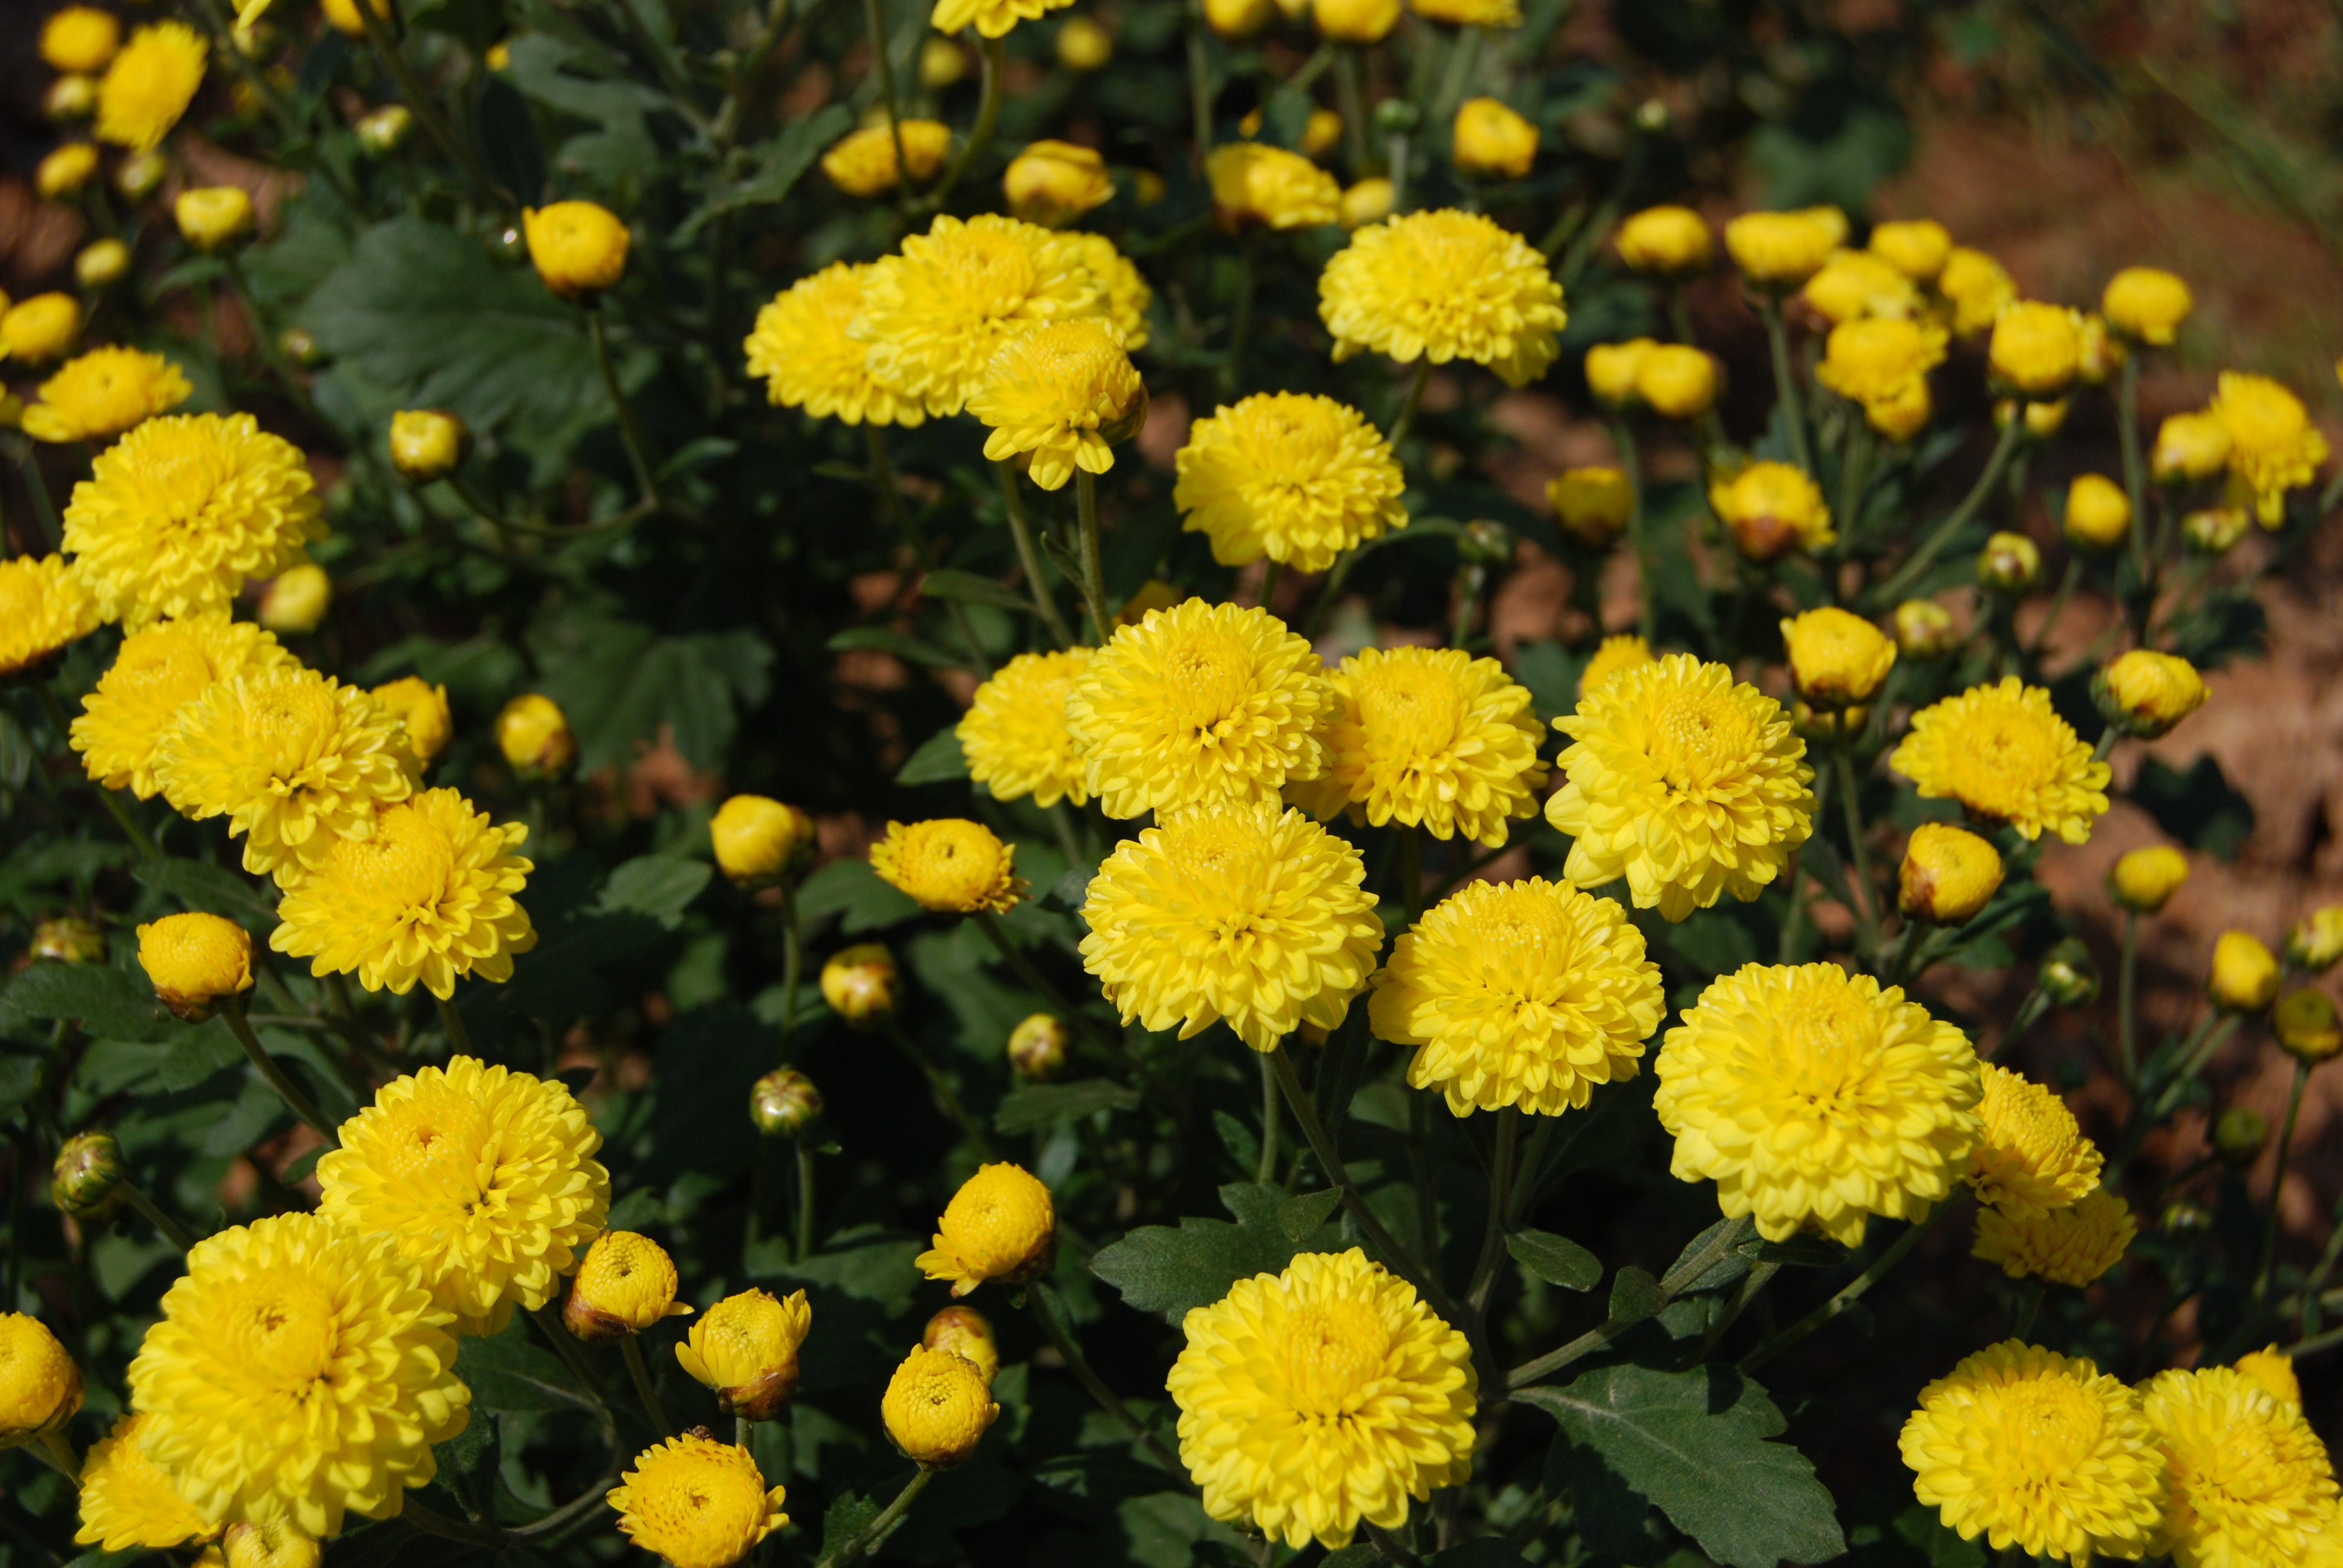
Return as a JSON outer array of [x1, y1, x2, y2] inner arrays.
[[995, 1079, 1140, 1134], [897, 728, 970, 786], [796, 857, 921, 933], [3, 964, 177, 1041], [1090, 1182, 1331, 1319], [1607, 1265, 1667, 1324], [1507, 1227, 1603, 1291], [597, 856, 712, 929], [922, 569, 1035, 613], [681, 105, 855, 237], [1278, 1189, 1342, 1243], [134, 857, 278, 931]]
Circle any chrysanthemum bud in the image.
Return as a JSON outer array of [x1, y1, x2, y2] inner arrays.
[[821, 122, 952, 197], [31, 915, 105, 965], [388, 408, 470, 481], [0, 1314, 83, 1449], [1869, 218, 1951, 281], [1892, 598, 1959, 659], [1583, 339, 1650, 407], [919, 36, 970, 85], [2182, 505, 2250, 555], [1337, 177, 1392, 229], [1899, 823, 2003, 925], [37, 143, 99, 200], [1615, 204, 1712, 276], [2102, 266, 2192, 346], [870, 819, 1026, 914], [710, 795, 815, 887], [820, 946, 897, 1029], [278, 325, 323, 367], [221, 1520, 323, 1568], [2209, 931, 2279, 1013], [1057, 16, 1113, 69], [496, 693, 574, 776], [2152, 411, 2230, 483], [116, 148, 166, 201], [1976, 531, 2041, 593], [50, 1131, 123, 1218], [1, 293, 81, 364], [2161, 1198, 2212, 1234], [916, 1163, 1057, 1298], [2037, 937, 2100, 1007], [1780, 606, 1895, 707], [137, 912, 254, 1022], [42, 7, 119, 73], [522, 201, 631, 301], [1723, 209, 1840, 287], [174, 186, 255, 253], [2108, 845, 2188, 914], [2275, 989, 2342, 1065], [1988, 302, 2083, 398], [1002, 140, 1115, 229], [1457, 518, 1512, 568], [1006, 1013, 1069, 1080], [2094, 650, 2206, 740], [1311, 0, 1399, 43], [922, 1305, 1000, 1385], [1452, 97, 1537, 181], [1547, 466, 1633, 549], [371, 676, 453, 766], [257, 563, 332, 636], [750, 1068, 822, 1136], [45, 74, 97, 121], [1633, 344, 1717, 420], [677, 1288, 811, 1421], [882, 1344, 999, 1467], [2286, 906, 2343, 973], [2063, 474, 2131, 550], [1711, 460, 1833, 563], [355, 103, 412, 155], [1208, 142, 1340, 232], [565, 1230, 693, 1342], [2213, 1105, 2268, 1168]]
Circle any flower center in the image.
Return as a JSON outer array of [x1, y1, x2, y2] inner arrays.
[[1645, 689, 1757, 794], [341, 805, 456, 914], [899, 823, 1002, 904], [942, 232, 1040, 319], [1991, 1376, 2104, 1478], [1163, 635, 1254, 734], [114, 629, 214, 705], [1357, 661, 1467, 759], [1475, 887, 1578, 985], [1775, 981, 1886, 1107], [1276, 1300, 1390, 1418], [1944, 707, 2062, 817], [218, 1266, 338, 1394], [246, 681, 338, 777]]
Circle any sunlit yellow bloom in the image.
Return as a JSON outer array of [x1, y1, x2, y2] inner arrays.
[[882, 1345, 998, 1465], [869, 817, 1025, 913], [1972, 1186, 2134, 1286], [1723, 209, 1840, 285], [520, 201, 629, 299], [2287, 904, 2343, 972], [1780, 606, 1895, 707], [1340, 177, 1394, 229], [387, 409, 468, 480], [1577, 633, 1651, 696], [37, 142, 99, 200], [917, 1163, 1057, 1296], [1709, 460, 1835, 561], [1898, 822, 2002, 925], [607, 1434, 787, 1568], [677, 1289, 811, 1421], [0, 1313, 83, 1448], [1938, 247, 2016, 336], [1634, 343, 1716, 419], [958, 648, 1093, 808], [71, 616, 287, 797], [2209, 371, 2329, 526], [1003, 139, 1115, 227], [371, 676, 453, 768], [1073, 232, 1152, 351], [819, 120, 952, 196], [2153, 411, 2232, 483], [2063, 473, 2132, 549], [1208, 142, 1342, 231], [494, 693, 574, 774], [2102, 266, 2192, 345], [744, 263, 926, 428], [2234, 1347, 2302, 1409], [968, 319, 1145, 491], [1, 293, 81, 362], [2143, 1365, 2343, 1568], [1584, 338, 1651, 406], [1319, 208, 1565, 387], [1614, 204, 1711, 275], [136, 913, 252, 1019], [0, 553, 99, 680], [75, 1413, 218, 1552], [931, 0, 1074, 40], [1803, 249, 1920, 324], [21, 345, 191, 444], [1452, 97, 1536, 179], [175, 186, 255, 252], [1890, 678, 2111, 844], [1409, 0, 1519, 24], [1869, 218, 1951, 280], [2108, 845, 2188, 914], [96, 21, 206, 152], [922, 1305, 1000, 1385], [565, 1230, 690, 1341], [1815, 316, 1946, 437], [2208, 930, 2279, 1013], [1312, 0, 1400, 41], [255, 564, 329, 636], [819, 945, 896, 1027], [1990, 302, 2085, 397], [2095, 649, 2206, 739], [43, 7, 121, 71], [1176, 393, 1404, 572], [1969, 1063, 2102, 1220]]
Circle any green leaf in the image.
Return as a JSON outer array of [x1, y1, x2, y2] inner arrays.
[[134, 858, 278, 931], [1278, 1189, 1342, 1243], [681, 105, 856, 237], [1607, 1265, 1667, 1324], [1090, 1183, 1332, 1319], [1517, 1364, 1845, 1568], [597, 856, 712, 929], [455, 1322, 595, 1413], [796, 857, 921, 933], [995, 1079, 1140, 1134], [2, 964, 177, 1041], [818, 1491, 885, 1562], [1509, 639, 1583, 724], [532, 614, 775, 774], [896, 728, 970, 786], [922, 569, 1036, 613], [752, 1226, 926, 1313], [1507, 1227, 1602, 1291], [158, 1021, 243, 1093]]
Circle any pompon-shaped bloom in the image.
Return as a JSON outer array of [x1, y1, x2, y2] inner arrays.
[[72, 616, 290, 798], [1545, 654, 1815, 921], [1939, 247, 2018, 336], [1891, 678, 2111, 844], [1286, 646, 1547, 846], [0, 1313, 82, 1446], [128, 1212, 470, 1537], [1411, 0, 1521, 25], [156, 665, 413, 883], [1972, 1186, 2135, 1287], [269, 790, 536, 999], [1900, 1341, 2164, 1566], [1970, 1063, 2103, 1220], [1064, 598, 1329, 821], [606, 1435, 787, 1568], [819, 121, 951, 197], [0, 554, 100, 680], [1803, 248, 1921, 324], [1723, 208, 1843, 284], [1175, 393, 1406, 572], [96, 21, 206, 152], [1075, 232, 1153, 351], [931, 0, 1072, 38], [63, 413, 324, 628], [1870, 218, 1953, 281], [1369, 878, 1662, 1116], [853, 214, 1106, 417], [1208, 142, 1342, 231], [1319, 209, 1565, 387], [1654, 962, 1982, 1245], [2142, 1365, 2343, 1568], [1080, 799, 1383, 1051], [744, 263, 925, 428], [1168, 1248, 1476, 1550], [917, 1163, 1058, 1296], [869, 818, 1025, 913], [1816, 316, 1947, 429], [21, 347, 191, 443], [1709, 460, 1836, 561], [75, 1413, 218, 1552], [2209, 371, 2329, 526], [883, 1345, 998, 1466], [957, 648, 1092, 808], [316, 1056, 608, 1336], [968, 320, 1145, 490]]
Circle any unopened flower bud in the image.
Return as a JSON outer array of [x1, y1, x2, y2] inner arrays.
[[1452, 97, 1537, 181], [2213, 1105, 2269, 1168], [1007, 1013, 1069, 1080], [2037, 938, 2100, 1007], [882, 1344, 998, 1467], [1547, 466, 1632, 549], [37, 143, 99, 201], [2161, 1198, 2212, 1234], [0, 1315, 83, 1448], [1312, 0, 1399, 45], [1988, 302, 2083, 398], [221, 1520, 321, 1568], [277, 325, 322, 367], [522, 201, 631, 301], [2103, 266, 2192, 347], [355, 103, 412, 155], [710, 795, 815, 887], [677, 1287, 811, 1421], [1372, 97, 1421, 136], [1710, 461, 1832, 563], [916, 1162, 1057, 1297], [496, 693, 574, 776], [2, 294, 80, 363], [565, 1230, 693, 1342], [1898, 823, 2002, 925], [2063, 474, 2131, 550], [1338, 178, 1392, 229], [920, 36, 969, 85], [45, 75, 97, 121], [1723, 210, 1840, 287], [1056, 15, 1113, 70], [1001, 140, 1115, 229], [820, 944, 897, 1029], [1977, 531, 2040, 593], [1892, 598, 1959, 659], [2094, 649, 2206, 740], [174, 186, 255, 252], [1458, 518, 1512, 567], [372, 676, 452, 766], [1202, 0, 1273, 34], [2182, 506, 2250, 555], [750, 1068, 822, 1137], [116, 149, 166, 201], [2152, 411, 2230, 483], [2209, 931, 2279, 1013], [1614, 204, 1712, 277], [2285, 906, 2343, 973], [2275, 989, 2342, 1065], [2108, 845, 2188, 915], [1780, 606, 1895, 707], [31, 915, 105, 965], [257, 564, 332, 636], [388, 409, 470, 481], [922, 1305, 1000, 1385], [137, 912, 254, 1022], [1633, 344, 1717, 420], [50, 1131, 123, 1218], [1584, 339, 1651, 407]]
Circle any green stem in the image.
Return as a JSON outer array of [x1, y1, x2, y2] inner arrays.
[[1610, 417, 1654, 643], [437, 996, 473, 1056], [874, 428, 992, 676], [221, 998, 336, 1143], [883, 1019, 996, 1159], [1507, 1215, 1754, 1388], [1334, 46, 1373, 178], [2011, 1279, 2045, 1341], [1185, 0, 1215, 163], [37, 684, 160, 859], [1366, 1523, 1429, 1568], [2118, 911, 2140, 1086], [1303, 545, 1362, 639], [1430, 22, 1483, 130], [351, 0, 509, 210], [1738, 1203, 1953, 1373], [1388, 359, 1435, 452], [529, 1302, 619, 1418], [863, 0, 909, 196], [2027, 557, 2082, 664], [994, 461, 1078, 647], [1073, 469, 1113, 645], [929, 38, 1004, 209], [779, 886, 804, 1042], [621, 1334, 673, 1438], [1837, 419, 1873, 543], [1256, 1053, 1280, 1185], [117, 1178, 195, 1252], [586, 305, 663, 510], [794, 1132, 818, 1262], [1679, 1261, 1779, 1368], [816, 1467, 934, 1568], [1398, 826, 1423, 921], [1873, 416, 2025, 606], [1989, 987, 2052, 1062], [1757, 298, 1814, 475], [1832, 714, 1880, 954], [1465, 1108, 1519, 1312], [2258, 1058, 2313, 1303], [1222, 235, 1259, 397], [1027, 1282, 1184, 1472], [5, 436, 61, 549], [35, 1429, 79, 1483], [2119, 352, 2151, 604]]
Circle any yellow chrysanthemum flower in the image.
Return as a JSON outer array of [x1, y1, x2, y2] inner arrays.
[[819, 120, 952, 197], [1815, 317, 1947, 432], [868, 818, 1026, 913], [75, 1413, 218, 1552], [1969, 1063, 2103, 1220], [1709, 460, 1836, 561], [1545, 653, 1815, 921], [43, 6, 121, 72], [1654, 962, 1982, 1245], [1, 293, 82, 364], [1080, 799, 1383, 1051], [882, 1344, 999, 1465], [63, 413, 324, 628], [155, 664, 413, 884], [1208, 142, 1342, 230], [371, 676, 453, 768], [565, 1230, 690, 1340], [1869, 218, 1952, 281], [1369, 878, 1662, 1116], [2209, 371, 2330, 526], [1613, 204, 1712, 275], [128, 1212, 470, 1537], [1075, 232, 1153, 351], [744, 263, 926, 428], [676, 1289, 812, 1421], [1003, 140, 1115, 228], [316, 1056, 608, 1336], [931, 0, 1073, 38], [1900, 1340, 2164, 1566], [1578, 633, 1652, 696], [1723, 209, 1842, 285], [1939, 247, 2017, 336], [96, 21, 206, 152], [1286, 646, 1548, 846], [71, 616, 290, 798], [853, 214, 1106, 417], [269, 789, 537, 998], [1971, 1186, 2135, 1287], [1410, 0, 1521, 25], [1064, 598, 1329, 821], [2143, 1365, 2343, 1568], [968, 320, 1145, 491], [606, 1434, 788, 1568], [2235, 1346, 2302, 1409], [1319, 208, 1566, 388], [1803, 249, 1921, 324], [0, 1313, 82, 1447], [1175, 393, 1406, 572], [917, 1163, 1058, 1296], [0, 554, 100, 680], [1168, 1248, 1476, 1550], [1890, 678, 2111, 844], [922, 1305, 1000, 1384], [21, 345, 192, 444], [957, 648, 1092, 808]]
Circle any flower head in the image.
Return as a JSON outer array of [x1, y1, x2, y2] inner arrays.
[[2109, 845, 2188, 915], [317, 1056, 607, 1336], [1007, 1013, 1068, 1079], [1286, 646, 1547, 846], [744, 263, 927, 428], [63, 413, 324, 627], [1972, 1186, 2135, 1286], [1080, 799, 1383, 1051], [2209, 930, 2279, 1012], [1614, 205, 1711, 276], [1939, 247, 2017, 336], [2235, 1347, 2302, 1409], [607, 1434, 787, 1568], [1168, 1248, 1475, 1549], [269, 789, 537, 998], [1341, 178, 1394, 228], [21, 345, 191, 443], [1003, 140, 1114, 227], [918, 1163, 1057, 1296], [128, 1212, 470, 1536], [710, 794, 814, 886], [137, 912, 254, 1019], [219, 1521, 321, 1568], [1370, 878, 1660, 1116], [1970, 1063, 2102, 1219], [1075, 232, 1153, 349], [1313, 0, 1400, 41], [750, 1069, 824, 1135], [958, 648, 1092, 808], [1723, 210, 1840, 285], [1175, 393, 1406, 572], [820, 944, 897, 1027], [387, 410, 469, 480], [1803, 249, 1921, 324], [1781, 607, 1895, 707], [677, 1289, 812, 1420], [2290, 906, 2343, 972], [1890, 678, 2111, 843], [869, 818, 1025, 913], [1548, 466, 1632, 547], [521, 201, 629, 299], [1319, 209, 1565, 387], [820, 120, 951, 196], [176, 186, 255, 252], [1578, 633, 1653, 696], [2210, 371, 2328, 525], [2065, 474, 2132, 549], [1655, 962, 1981, 1244], [1816, 316, 1946, 434], [2276, 988, 2343, 1062], [2095, 650, 2207, 739], [1709, 460, 1835, 561], [76, 1413, 217, 1552], [495, 693, 573, 774], [1989, 302, 2085, 397], [1452, 97, 1537, 179], [1, 293, 81, 362], [932, 0, 1072, 38], [1064, 598, 1329, 820], [257, 564, 330, 636], [565, 1230, 690, 1341], [968, 320, 1144, 491], [1870, 218, 1952, 280], [1900, 1341, 2164, 1566], [1546, 654, 1815, 921], [1208, 143, 1341, 231], [0, 1314, 82, 1447], [96, 21, 205, 151], [1979, 531, 2043, 593], [44, 7, 121, 71], [371, 676, 452, 768], [2103, 266, 2192, 345], [1899, 822, 2004, 925], [2143, 1365, 2342, 1568], [0, 553, 99, 680], [1584, 338, 1652, 405], [923, 1305, 1001, 1384], [2154, 410, 2232, 482], [1634, 343, 1717, 419], [882, 1345, 999, 1465]]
